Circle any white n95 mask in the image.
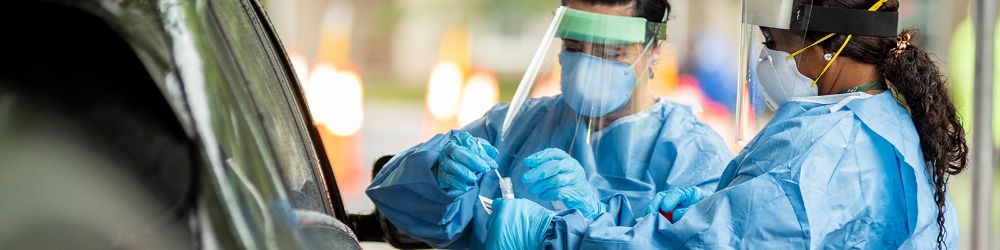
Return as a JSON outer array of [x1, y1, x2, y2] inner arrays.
[[755, 47, 817, 110]]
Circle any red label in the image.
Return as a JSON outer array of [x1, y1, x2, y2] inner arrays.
[[660, 210, 674, 222]]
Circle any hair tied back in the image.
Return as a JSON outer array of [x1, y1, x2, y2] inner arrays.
[[891, 32, 912, 58]]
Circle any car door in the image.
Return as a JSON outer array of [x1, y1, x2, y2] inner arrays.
[[202, 0, 359, 248]]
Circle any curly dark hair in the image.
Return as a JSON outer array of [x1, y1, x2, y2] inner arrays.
[[798, 0, 970, 248], [561, 0, 671, 22]]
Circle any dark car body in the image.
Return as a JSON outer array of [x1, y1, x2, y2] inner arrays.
[[0, 0, 423, 249]]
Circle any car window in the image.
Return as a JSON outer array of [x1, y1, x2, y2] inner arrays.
[[210, 0, 333, 216]]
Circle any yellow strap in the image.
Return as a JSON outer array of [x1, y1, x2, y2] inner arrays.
[[785, 0, 888, 86], [812, 34, 854, 86], [787, 33, 836, 59], [868, 0, 887, 11]]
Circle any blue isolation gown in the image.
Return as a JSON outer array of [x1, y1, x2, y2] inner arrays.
[[366, 96, 733, 249], [542, 92, 959, 249]]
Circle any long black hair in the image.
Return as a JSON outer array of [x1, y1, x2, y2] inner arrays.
[[799, 0, 969, 248]]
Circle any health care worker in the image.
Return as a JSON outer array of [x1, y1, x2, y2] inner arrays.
[[366, 0, 734, 248], [486, 0, 969, 249]]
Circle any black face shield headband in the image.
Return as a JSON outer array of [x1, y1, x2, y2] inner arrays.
[[789, 4, 900, 37]]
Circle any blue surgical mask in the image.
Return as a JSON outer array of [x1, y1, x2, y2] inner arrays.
[[559, 51, 638, 117]]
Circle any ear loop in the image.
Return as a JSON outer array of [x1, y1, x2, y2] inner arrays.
[[784, 0, 887, 88]]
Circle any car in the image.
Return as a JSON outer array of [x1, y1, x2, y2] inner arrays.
[[0, 0, 427, 249]]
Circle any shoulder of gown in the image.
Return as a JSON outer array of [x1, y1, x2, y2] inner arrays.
[[648, 100, 734, 191]]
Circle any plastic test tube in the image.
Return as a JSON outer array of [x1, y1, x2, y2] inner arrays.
[[499, 178, 515, 199], [496, 170, 515, 199]]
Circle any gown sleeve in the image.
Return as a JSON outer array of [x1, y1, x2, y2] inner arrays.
[[541, 176, 809, 249], [364, 103, 509, 248]]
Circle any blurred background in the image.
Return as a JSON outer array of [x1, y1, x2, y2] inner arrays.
[[258, 0, 997, 248]]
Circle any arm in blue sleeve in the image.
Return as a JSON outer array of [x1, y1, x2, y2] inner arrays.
[[543, 179, 807, 249], [541, 195, 634, 250], [366, 131, 479, 248], [365, 103, 511, 248]]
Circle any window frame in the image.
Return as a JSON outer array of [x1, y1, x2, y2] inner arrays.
[[206, 0, 349, 222]]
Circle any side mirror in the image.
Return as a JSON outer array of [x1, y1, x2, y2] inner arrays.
[[347, 155, 432, 249]]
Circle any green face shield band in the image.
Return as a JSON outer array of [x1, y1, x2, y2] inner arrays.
[[555, 7, 667, 45]]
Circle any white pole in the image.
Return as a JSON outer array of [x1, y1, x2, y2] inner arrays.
[[971, 0, 996, 249]]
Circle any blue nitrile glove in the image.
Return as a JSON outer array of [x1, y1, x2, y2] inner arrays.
[[522, 148, 605, 219], [436, 131, 499, 192], [648, 187, 710, 223], [485, 198, 556, 250]]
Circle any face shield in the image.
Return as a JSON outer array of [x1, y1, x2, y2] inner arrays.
[[501, 6, 668, 139], [735, 0, 897, 144], [491, 6, 669, 211], [505, 6, 668, 124]]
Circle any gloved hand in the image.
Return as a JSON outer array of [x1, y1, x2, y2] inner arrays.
[[436, 131, 499, 192], [521, 148, 604, 219], [647, 187, 710, 223], [485, 198, 556, 250]]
